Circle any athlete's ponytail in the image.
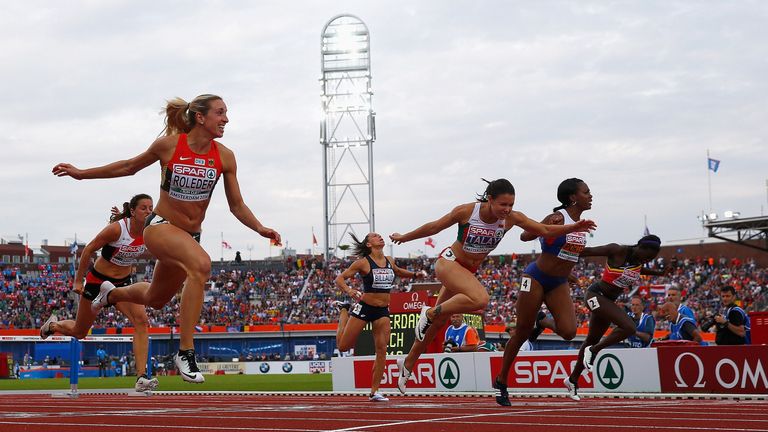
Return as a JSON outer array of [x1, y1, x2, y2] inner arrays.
[[161, 94, 223, 136], [552, 178, 584, 212], [477, 178, 515, 202], [109, 193, 153, 223], [349, 233, 372, 258]]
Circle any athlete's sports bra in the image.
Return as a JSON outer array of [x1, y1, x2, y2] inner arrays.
[[540, 209, 587, 262], [456, 202, 506, 254], [101, 218, 146, 267], [160, 134, 223, 202]]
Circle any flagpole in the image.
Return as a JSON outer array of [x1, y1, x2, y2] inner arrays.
[[643, 214, 647, 236], [220, 232, 224, 262], [707, 149, 713, 213]]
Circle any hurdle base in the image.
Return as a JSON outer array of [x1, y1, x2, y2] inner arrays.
[[128, 390, 153, 397], [52, 391, 79, 399]]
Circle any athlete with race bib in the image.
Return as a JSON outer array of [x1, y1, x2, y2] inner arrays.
[[40, 194, 158, 392], [390, 178, 596, 394], [333, 233, 426, 401], [52, 94, 281, 384], [564, 234, 665, 400], [495, 178, 594, 406]]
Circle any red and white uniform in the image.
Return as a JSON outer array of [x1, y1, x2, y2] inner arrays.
[[160, 134, 224, 202], [100, 218, 146, 267]]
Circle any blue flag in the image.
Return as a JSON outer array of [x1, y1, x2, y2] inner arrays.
[[69, 242, 78, 255], [708, 158, 720, 172]]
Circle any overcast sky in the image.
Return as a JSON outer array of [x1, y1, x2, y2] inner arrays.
[[2, 1, 767, 260]]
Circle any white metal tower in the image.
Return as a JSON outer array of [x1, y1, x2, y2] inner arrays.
[[320, 15, 376, 259]]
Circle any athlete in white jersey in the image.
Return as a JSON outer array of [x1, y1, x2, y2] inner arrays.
[[39, 194, 158, 392], [390, 178, 596, 394]]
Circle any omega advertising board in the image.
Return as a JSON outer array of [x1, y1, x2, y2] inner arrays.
[[657, 345, 768, 394]]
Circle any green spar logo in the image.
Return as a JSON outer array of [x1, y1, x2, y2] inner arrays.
[[596, 353, 624, 390], [438, 357, 460, 389]]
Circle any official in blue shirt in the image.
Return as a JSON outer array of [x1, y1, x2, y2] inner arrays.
[[666, 286, 696, 321], [627, 295, 655, 348], [660, 302, 702, 343]]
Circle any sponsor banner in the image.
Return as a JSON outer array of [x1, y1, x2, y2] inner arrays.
[[658, 345, 768, 394], [389, 291, 430, 314], [243, 360, 331, 375], [484, 351, 593, 391], [196, 362, 245, 375], [592, 348, 660, 393], [294, 344, 317, 357], [333, 353, 476, 391], [356, 293, 484, 356]]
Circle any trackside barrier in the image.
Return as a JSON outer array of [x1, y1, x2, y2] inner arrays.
[[0, 335, 142, 398], [332, 345, 767, 396]]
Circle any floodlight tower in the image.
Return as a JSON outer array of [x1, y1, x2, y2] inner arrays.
[[320, 15, 376, 259]]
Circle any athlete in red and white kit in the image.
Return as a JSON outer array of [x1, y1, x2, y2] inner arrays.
[[52, 94, 281, 383], [40, 194, 158, 392]]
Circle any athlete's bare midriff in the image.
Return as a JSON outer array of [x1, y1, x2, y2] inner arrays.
[[448, 241, 488, 270], [534, 252, 577, 278], [152, 190, 212, 233], [92, 257, 132, 279]]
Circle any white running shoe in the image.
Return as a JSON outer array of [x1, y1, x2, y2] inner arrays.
[[415, 305, 432, 342], [369, 392, 389, 402], [135, 374, 159, 392], [40, 314, 58, 340], [396, 358, 411, 395], [582, 345, 595, 372], [91, 281, 116, 314], [175, 349, 205, 383], [564, 378, 581, 401]]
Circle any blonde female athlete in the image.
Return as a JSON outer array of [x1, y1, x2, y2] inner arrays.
[[52, 94, 281, 383]]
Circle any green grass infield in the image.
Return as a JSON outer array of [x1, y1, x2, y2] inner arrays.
[[0, 373, 332, 392]]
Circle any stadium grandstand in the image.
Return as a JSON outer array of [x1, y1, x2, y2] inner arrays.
[[2, 238, 765, 333]]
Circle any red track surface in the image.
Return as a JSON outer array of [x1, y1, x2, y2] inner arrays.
[[1, 394, 767, 432]]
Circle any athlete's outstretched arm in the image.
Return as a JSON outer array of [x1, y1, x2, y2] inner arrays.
[[511, 211, 596, 238], [72, 223, 121, 295], [219, 145, 281, 245], [52, 138, 167, 180], [389, 204, 469, 244], [580, 243, 622, 258], [389, 257, 427, 280], [520, 212, 563, 242]]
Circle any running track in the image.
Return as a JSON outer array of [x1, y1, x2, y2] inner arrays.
[[1, 393, 767, 432]]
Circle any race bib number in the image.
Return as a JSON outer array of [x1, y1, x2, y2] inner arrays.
[[587, 296, 600, 311], [440, 248, 456, 262], [351, 303, 363, 315], [520, 276, 532, 292]]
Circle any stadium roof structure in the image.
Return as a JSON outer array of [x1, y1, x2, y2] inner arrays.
[[703, 215, 768, 252]]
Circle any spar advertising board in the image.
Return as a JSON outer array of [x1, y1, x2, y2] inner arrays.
[[657, 345, 768, 394], [591, 348, 660, 392], [334, 350, 662, 393], [479, 350, 593, 391], [333, 353, 477, 391]]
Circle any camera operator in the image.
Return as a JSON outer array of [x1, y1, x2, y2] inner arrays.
[[701, 286, 749, 345], [444, 314, 479, 352]]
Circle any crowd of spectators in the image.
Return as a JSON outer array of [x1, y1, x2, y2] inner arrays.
[[2, 254, 766, 332]]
